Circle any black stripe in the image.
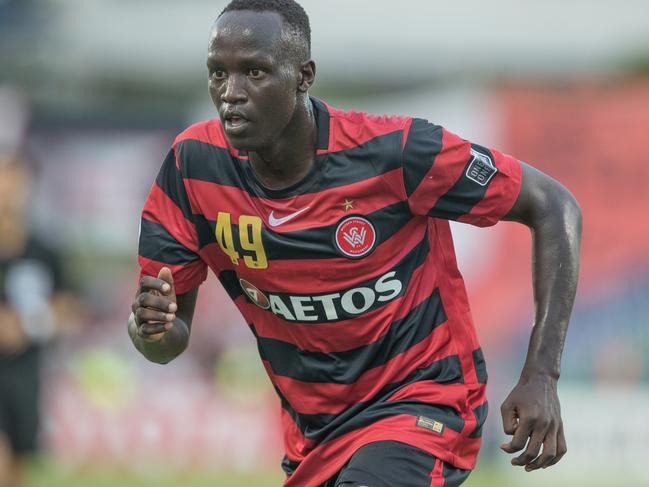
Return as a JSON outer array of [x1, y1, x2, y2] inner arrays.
[[311, 97, 330, 150], [176, 131, 404, 200], [320, 401, 464, 447], [255, 288, 446, 383], [138, 218, 200, 265], [442, 463, 471, 486], [402, 118, 444, 196], [176, 139, 250, 193], [217, 270, 243, 300], [469, 402, 489, 439], [427, 144, 494, 220], [193, 201, 412, 260], [263, 201, 411, 260], [155, 149, 195, 222], [281, 454, 300, 476], [277, 354, 464, 442], [473, 348, 488, 384]]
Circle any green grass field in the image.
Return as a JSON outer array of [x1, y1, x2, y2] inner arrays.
[[25, 462, 648, 487]]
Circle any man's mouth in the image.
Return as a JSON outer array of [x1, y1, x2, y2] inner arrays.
[[223, 111, 250, 135]]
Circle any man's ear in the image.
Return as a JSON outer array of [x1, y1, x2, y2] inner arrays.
[[298, 60, 316, 92]]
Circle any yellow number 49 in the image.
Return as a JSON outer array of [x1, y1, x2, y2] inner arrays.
[[215, 212, 268, 269]]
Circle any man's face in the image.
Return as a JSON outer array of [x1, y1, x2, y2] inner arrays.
[[207, 11, 301, 151]]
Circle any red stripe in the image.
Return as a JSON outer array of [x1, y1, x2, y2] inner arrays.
[[283, 413, 479, 487], [429, 457, 444, 487], [280, 408, 316, 460], [408, 129, 471, 217], [142, 183, 199, 253], [197, 242, 236, 272], [457, 151, 522, 227], [183, 168, 405, 230], [401, 117, 414, 150], [387, 382, 469, 414], [173, 119, 243, 158], [267, 325, 454, 416], [138, 256, 207, 295], [322, 104, 411, 154]]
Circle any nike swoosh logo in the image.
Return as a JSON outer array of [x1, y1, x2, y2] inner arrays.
[[268, 207, 310, 227]]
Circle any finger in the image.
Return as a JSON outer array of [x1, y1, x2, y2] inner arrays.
[[512, 421, 550, 467], [136, 293, 178, 313], [525, 426, 558, 471], [139, 275, 171, 294], [157, 267, 175, 298], [135, 307, 175, 324], [501, 401, 519, 435], [545, 423, 567, 467], [138, 321, 172, 337], [500, 419, 533, 453]]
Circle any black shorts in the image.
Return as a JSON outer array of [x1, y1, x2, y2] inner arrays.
[[0, 346, 41, 455], [321, 441, 471, 487]]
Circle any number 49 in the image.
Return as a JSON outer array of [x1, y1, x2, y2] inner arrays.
[[215, 212, 268, 269]]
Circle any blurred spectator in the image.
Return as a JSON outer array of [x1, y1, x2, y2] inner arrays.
[[0, 154, 77, 487]]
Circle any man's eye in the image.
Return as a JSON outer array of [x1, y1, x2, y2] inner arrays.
[[211, 70, 226, 80], [249, 69, 263, 79]]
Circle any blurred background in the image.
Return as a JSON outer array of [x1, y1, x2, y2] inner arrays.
[[1, 0, 648, 486]]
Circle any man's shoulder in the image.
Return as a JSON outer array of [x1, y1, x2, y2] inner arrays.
[[322, 100, 414, 152]]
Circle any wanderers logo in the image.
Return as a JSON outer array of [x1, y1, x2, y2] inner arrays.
[[334, 215, 377, 259]]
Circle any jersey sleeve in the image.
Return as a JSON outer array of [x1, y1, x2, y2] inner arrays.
[[138, 148, 207, 295], [401, 118, 522, 227]]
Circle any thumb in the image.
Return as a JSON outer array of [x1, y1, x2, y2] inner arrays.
[[501, 402, 519, 436], [157, 267, 176, 301]]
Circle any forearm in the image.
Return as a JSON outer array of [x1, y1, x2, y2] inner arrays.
[[128, 313, 190, 364], [521, 190, 582, 380]]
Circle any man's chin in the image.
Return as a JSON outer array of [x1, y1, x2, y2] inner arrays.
[[223, 133, 267, 153], [223, 133, 254, 152]]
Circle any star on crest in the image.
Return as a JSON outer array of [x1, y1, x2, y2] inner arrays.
[[342, 199, 354, 211]]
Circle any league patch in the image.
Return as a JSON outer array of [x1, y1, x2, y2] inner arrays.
[[466, 148, 497, 186], [239, 278, 270, 309], [416, 416, 445, 435], [334, 215, 377, 259]]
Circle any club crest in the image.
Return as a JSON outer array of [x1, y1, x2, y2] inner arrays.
[[334, 216, 377, 259]]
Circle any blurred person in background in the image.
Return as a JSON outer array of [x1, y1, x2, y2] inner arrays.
[[0, 155, 76, 487], [129, 0, 582, 486]]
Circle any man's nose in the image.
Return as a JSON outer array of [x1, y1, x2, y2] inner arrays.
[[221, 74, 247, 104]]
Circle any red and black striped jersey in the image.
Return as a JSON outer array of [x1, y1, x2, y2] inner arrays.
[[138, 97, 522, 486]]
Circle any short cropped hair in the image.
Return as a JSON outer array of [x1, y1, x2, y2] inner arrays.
[[219, 0, 311, 61]]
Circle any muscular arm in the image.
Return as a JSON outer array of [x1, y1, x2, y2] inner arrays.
[[499, 161, 582, 470], [128, 270, 199, 365]]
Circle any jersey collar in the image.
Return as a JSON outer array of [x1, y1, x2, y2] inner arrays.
[[310, 96, 330, 151]]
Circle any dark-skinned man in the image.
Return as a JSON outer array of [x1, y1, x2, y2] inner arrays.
[[129, 1, 582, 486]]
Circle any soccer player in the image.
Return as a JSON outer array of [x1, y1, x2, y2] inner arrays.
[[129, 1, 582, 485], [0, 157, 75, 487]]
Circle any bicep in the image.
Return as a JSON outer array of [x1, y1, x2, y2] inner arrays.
[[504, 161, 579, 227]]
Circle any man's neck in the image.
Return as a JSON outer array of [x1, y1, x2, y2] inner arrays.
[[248, 97, 316, 191]]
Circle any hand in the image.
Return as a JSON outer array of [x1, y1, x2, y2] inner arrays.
[[0, 305, 28, 354], [500, 373, 567, 471], [132, 267, 177, 342]]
